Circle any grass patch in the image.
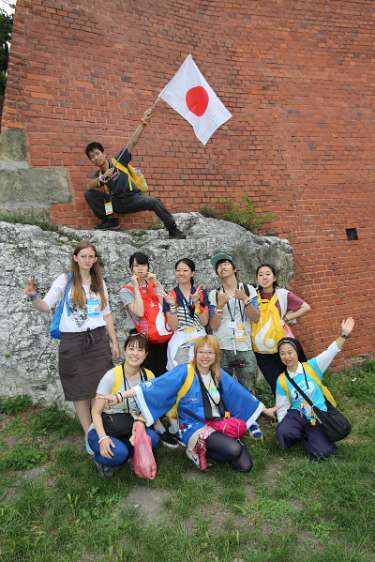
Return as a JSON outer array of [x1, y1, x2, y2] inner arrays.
[[0, 364, 374, 562], [0, 395, 32, 415], [0, 210, 61, 232]]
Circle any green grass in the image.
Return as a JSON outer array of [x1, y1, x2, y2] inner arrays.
[[0, 364, 374, 562]]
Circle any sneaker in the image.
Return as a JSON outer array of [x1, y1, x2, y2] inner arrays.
[[94, 218, 120, 230], [168, 227, 186, 239], [249, 423, 263, 440], [85, 435, 94, 456], [192, 436, 208, 471], [159, 430, 179, 449], [94, 461, 114, 478]]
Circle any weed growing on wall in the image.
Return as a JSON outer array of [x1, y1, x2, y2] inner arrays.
[[223, 195, 275, 233]]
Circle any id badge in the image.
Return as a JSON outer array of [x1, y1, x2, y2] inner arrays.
[[87, 297, 100, 318], [235, 322, 247, 342], [104, 200, 113, 216]]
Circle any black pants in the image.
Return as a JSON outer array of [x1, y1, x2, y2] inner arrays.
[[143, 341, 168, 377], [85, 190, 176, 231], [255, 352, 285, 396]]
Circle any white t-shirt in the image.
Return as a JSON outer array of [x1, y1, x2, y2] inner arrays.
[[200, 371, 221, 418], [208, 283, 258, 352], [43, 273, 111, 333]]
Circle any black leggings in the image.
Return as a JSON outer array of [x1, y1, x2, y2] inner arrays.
[[255, 352, 285, 395], [206, 432, 253, 472]]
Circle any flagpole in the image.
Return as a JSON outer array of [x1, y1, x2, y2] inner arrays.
[[116, 95, 161, 162]]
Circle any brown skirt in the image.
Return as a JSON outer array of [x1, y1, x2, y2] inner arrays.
[[58, 327, 113, 401]]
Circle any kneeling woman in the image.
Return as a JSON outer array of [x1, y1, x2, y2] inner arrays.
[[88, 333, 163, 477], [275, 318, 354, 460], [103, 335, 276, 472]]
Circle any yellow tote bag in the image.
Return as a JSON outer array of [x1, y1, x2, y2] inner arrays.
[[251, 292, 285, 354]]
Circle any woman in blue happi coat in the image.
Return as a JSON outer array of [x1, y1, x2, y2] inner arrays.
[[101, 335, 276, 472]]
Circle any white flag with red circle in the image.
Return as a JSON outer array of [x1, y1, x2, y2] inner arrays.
[[159, 54, 232, 145]]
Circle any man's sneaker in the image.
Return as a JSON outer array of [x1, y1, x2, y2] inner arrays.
[[94, 218, 120, 230], [192, 436, 208, 471], [94, 461, 114, 478], [249, 423, 263, 440], [160, 430, 179, 449], [169, 227, 186, 239]]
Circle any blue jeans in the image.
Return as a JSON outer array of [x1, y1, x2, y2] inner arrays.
[[88, 427, 160, 467]]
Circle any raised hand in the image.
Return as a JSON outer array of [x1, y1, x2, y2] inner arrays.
[[191, 286, 202, 305], [216, 290, 229, 309], [341, 317, 355, 337], [131, 274, 139, 288], [24, 277, 38, 297], [235, 287, 248, 302]]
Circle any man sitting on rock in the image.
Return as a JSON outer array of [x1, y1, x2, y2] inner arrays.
[[84, 106, 185, 238]]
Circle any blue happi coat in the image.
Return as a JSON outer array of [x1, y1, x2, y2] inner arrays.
[[134, 364, 264, 445]]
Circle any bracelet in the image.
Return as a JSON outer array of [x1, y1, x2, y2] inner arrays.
[[216, 308, 223, 314], [169, 305, 177, 313], [142, 121, 148, 127], [116, 392, 123, 403], [98, 435, 109, 444], [340, 333, 349, 339], [244, 298, 251, 307]]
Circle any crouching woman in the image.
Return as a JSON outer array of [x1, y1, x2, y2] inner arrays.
[[88, 333, 162, 477], [275, 318, 355, 460], [101, 335, 276, 472]]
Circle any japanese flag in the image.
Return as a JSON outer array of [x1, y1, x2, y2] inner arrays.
[[159, 54, 232, 145]]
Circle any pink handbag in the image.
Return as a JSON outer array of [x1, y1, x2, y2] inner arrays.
[[132, 421, 157, 480], [206, 417, 247, 439]]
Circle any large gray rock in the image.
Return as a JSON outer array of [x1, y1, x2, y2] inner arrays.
[[0, 213, 293, 411]]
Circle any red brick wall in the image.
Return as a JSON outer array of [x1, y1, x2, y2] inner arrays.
[[3, 0, 375, 364]]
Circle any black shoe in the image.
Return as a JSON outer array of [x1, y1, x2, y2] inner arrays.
[[160, 430, 179, 448], [168, 227, 186, 239], [94, 461, 115, 478], [94, 218, 120, 230]]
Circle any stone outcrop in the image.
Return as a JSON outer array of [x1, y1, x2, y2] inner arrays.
[[0, 213, 293, 411], [0, 128, 71, 221]]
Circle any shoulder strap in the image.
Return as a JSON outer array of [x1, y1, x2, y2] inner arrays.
[[269, 292, 279, 306], [303, 363, 336, 407], [284, 370, 314, 407], [243, 283, 250, 297], [111, 157, 136, 190], [175, 364, 195, 411], [63, 272, 73, 316], [143, 368, 155, 381], [278, 373, 289, 396], [111, 364, 124, 394]]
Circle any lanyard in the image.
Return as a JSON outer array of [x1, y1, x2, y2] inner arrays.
[[196, 369, 225, 409], [175, 286, 196, 324], [222, 284, 245, 323], [122, 367, 145, 413]]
